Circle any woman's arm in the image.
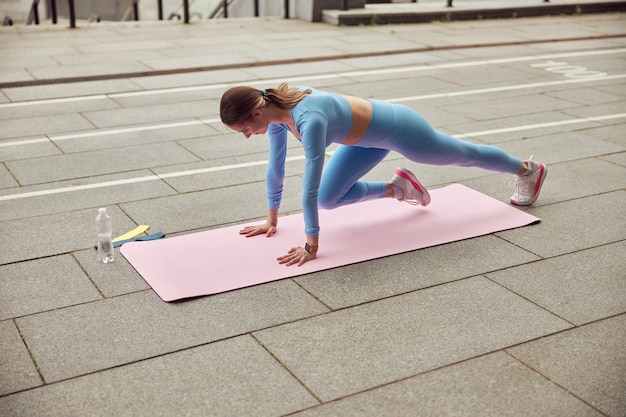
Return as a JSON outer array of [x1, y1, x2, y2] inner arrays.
[[240, 125, 287, 238], [276, 112, 327, 266], [266, 124, 288, 211], [299, 111, 328, 238]]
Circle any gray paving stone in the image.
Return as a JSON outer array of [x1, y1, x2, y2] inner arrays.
[[109, 86, 224, 109], [156, 160, 268, 194], [7, 142, 199, 185], [531, 157, 626, 205], [488, 241, 626, 325], [120, 178, 303, 234], [446, 111, 601, 144], [254, 277, 571, 402], [508, 315, 626, 417], [73, 248, 150, 297], [127, 68, 255, 90], [0, 255, 101, 320], [79, 39, 177, 54], [0, 138, 61, 163], [546, 86, 625, 106], [27, 60, 154, 81], [596, 83, 626, 101], [337, 77, 459, 105], [496, 191, 626, 258], [462, 157, 626, 208], [296, 235, 540, 309], [54, 48, 166, 67], [583, 123, 626, 147], [498, 131, 625, 167], [0, 206, 138, 264], [143, 52, 257, 72], [0, 171, 176, 222], [82, 99, 219, 128], [2, 79, 142, 102], [0, 68, 33, 83], [0, 114, 95, 140], [435, 65, 541, 90], [0, 335, 318, 417], [289, 352, 603, 417], [1, 45, 77, 59], [601, 151, 626, 167], [336, 50, 446, 71], [53, 122, 218, 154], [0, 97, 120, 121], [0, 55, 57, 74], [175, 129, 272, 159], [16, 281, 327, 382], [241, 60, 356, 81], [0, 320, 42, 396], [564, 101, 626, 119], [0, 164, 18, 188], [445, 94, 580, 121], [155, 146, 307, 194]]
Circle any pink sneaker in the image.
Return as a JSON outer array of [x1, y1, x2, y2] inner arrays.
[[390, 167, 431, 206]]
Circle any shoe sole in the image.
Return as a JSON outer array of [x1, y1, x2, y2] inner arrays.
[[395, 168, 431, 206], [511, 163, 547, 206]]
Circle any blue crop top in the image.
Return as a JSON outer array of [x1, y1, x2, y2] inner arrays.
[[266, 87, 353, 236]]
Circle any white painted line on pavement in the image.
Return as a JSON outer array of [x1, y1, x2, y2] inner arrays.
[[0, 156, 302, 201], [0, 95, 109, 108], [1, 47, 624, 108], [1, 113, 624, 202], [386, 74, 626, 103], [454, 113, 626, 139], [2, 73, 624, 149]]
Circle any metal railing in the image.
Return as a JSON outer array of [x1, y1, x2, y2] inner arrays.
[[26, 0, 273, 26], [25, 0, 557, 27]]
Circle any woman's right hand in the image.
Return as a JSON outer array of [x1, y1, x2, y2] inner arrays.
[[239, 222, 277, 238]]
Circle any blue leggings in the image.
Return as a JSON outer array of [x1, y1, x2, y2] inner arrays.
[[318, 100, 522, 210]]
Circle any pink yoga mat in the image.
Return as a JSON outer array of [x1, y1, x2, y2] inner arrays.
[[121, 184, 539, 302]]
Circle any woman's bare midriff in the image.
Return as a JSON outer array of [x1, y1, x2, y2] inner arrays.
[[341, 95, 373, 146]]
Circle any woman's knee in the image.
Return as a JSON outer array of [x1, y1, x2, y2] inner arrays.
[[317, 188, 341, 210]]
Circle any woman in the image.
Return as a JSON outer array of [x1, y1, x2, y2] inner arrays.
[[220, 83, 547, 267]]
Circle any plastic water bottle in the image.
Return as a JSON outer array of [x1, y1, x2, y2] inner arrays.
[[95, 208, 114, 263]]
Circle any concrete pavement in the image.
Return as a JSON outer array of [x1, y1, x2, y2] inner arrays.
[[0, 8, 625, 417]]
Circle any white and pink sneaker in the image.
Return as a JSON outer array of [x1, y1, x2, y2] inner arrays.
[[510, 156, 547, 206], [390, 167, 431, 206]]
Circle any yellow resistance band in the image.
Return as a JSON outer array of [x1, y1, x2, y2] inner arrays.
[[112, 225, 150, 243]]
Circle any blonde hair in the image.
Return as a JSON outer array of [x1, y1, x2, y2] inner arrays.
[[220, 82, 311, 126]]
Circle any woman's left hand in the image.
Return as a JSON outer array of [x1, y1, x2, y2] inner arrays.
[[277, 246, 316, 267]]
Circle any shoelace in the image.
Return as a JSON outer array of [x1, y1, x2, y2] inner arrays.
[[512, 155, 536, 198], [515, 176, 531, 197]]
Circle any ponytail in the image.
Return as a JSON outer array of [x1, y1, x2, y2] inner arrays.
[[220, 82, 311, 126], [263, 83, 311, 109]]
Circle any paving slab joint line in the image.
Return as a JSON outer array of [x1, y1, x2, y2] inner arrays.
[[1, 33, 625, 89], [277, 323, 606, 417], [70, 252, 107, 300], [13, 319, 46, 386], [290, 279, 334, 312], [503, 349, 612, 416], [249, 333, 324, 405], [483, 272, 578, 327], [0, 329, 254, 398]]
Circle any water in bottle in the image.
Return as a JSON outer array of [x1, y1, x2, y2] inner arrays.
[[96, 208, 114, 263]]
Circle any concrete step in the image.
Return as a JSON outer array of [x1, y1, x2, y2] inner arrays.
[[322, 0, 626, 25]]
